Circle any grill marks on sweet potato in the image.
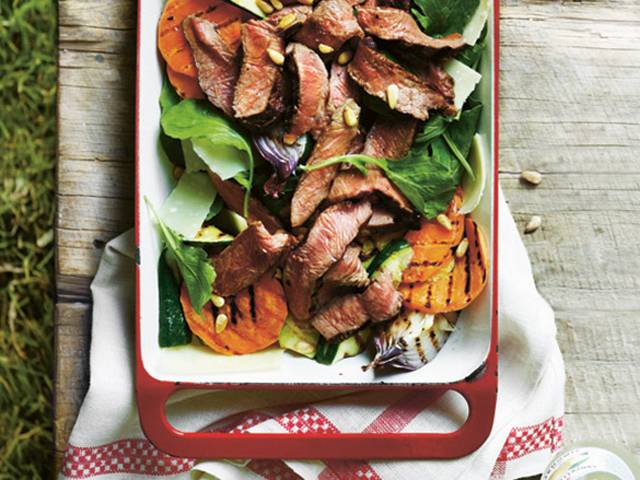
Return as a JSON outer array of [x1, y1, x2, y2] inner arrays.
[[181, 274, 288, 355], [400, 217, 489, 314], [404, 189, 464, 247]]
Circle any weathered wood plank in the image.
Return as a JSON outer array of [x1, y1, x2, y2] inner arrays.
[[54, 303, 92, 469]]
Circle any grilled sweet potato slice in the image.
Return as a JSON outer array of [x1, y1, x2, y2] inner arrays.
[[166, 66, 205, 99], [399, 217, 489, 313], [404, 188, 464, 246], [180, 274, 288, 355], [402, 244, 454, 283]]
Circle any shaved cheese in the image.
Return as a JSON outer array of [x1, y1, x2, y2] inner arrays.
[[191, 137, 250, 180], [463, 0, 491, 46], [159, 172, 216, 239], [182, 139, 207, 172], [444, 58, 482, 110]]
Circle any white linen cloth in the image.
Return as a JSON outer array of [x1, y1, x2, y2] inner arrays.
[[58, 193, 565, 480]]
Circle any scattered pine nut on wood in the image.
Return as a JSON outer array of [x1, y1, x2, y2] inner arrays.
[[521, 170, 543, 185], [524, 215, 542, 234]]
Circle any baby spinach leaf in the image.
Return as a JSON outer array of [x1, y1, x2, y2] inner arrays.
[[412, 0, 480, 37]]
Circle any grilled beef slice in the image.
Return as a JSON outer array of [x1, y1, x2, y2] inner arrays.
[[362, 115, 417, 158], [323, 245, 369, 288], [265, 5, 313, 31], [348, 38, 455, 120], [294, 0, 364, 56], [311, 270, 402, 339], [285, 43, 329, 140], [328, 116, 416, 212], [208, 171, 284, 234], [315, 245, 369, 305], [290, 99, 361, 227], [183, 16, 242, 116], [233, 20, 286, 127], [360, 270, 403, 321], [419, 62, 456, 101], [364, 207, 397, 230], [284, 200, 373, 320], [356, 7, 465, 58], [213, 222, 295, 296], [327, 62, 360, 114]]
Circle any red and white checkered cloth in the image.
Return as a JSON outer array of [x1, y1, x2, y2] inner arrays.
[[59, 193, 565, 480]]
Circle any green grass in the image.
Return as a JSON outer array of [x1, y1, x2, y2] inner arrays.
[[0, 0, 57, 478]]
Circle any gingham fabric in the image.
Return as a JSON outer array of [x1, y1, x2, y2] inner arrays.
[[59, 192, 565, 480]]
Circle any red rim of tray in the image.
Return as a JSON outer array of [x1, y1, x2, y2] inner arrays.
[[134, 0, 500, 460]]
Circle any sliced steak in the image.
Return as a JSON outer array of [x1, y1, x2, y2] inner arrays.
[[323, 245, 369, 287], [183, 16, 242, 116], [285, 43, 329, 140], [311, 295, 369, 340], [233, 20, 286, 127], [363, 115, 417, 158], [208, 171, 284, 234], [356, 7, 465, 58], [327, 62, 360, 114], [348, 38, 455, 120], [214, 222, 295, 296], [265, 5, 313, 31], [284, 200, 373, 320], [294, 0, 363, 56], [364, 207, 397, 230], [311, 270, 402, 339], [315, 245, 369, 305], [290, 99, 361, 227], [360, 270, 403, 322], [419, 62, 455, 100], [328, 116, 416, 212]]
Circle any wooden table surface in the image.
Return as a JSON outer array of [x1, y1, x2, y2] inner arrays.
[[55, 0, 640, 469]]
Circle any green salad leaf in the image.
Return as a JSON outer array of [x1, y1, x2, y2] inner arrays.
[[161, 99, 254, 215], [303, 105, 483, 219], [458, 25, 488, 69], [146, 198, 215, 314], [412, 0, 480, 37], [159, 76, 184, 166], [160, 75, 181, 112]]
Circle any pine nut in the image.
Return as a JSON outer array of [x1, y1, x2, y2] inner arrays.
[[211, 294, 225, 308], [283, 133, 298, 145], [386, 83, 399, 110], [318, 43, 334, 54], [277, 12, 297, 29], [343, 105, 359, 127], [270, 0, 284, 9], [521, 170, 542, 185], [337, 50, 353, 65], [436, 213, 452, 231], [256, 0, 274, 14], [173, 165, 184, 180], [524, 215, 542, 234], [455, 238, 469, 258], [267, 48, 285, 65], [215, 314, 229, 333]]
